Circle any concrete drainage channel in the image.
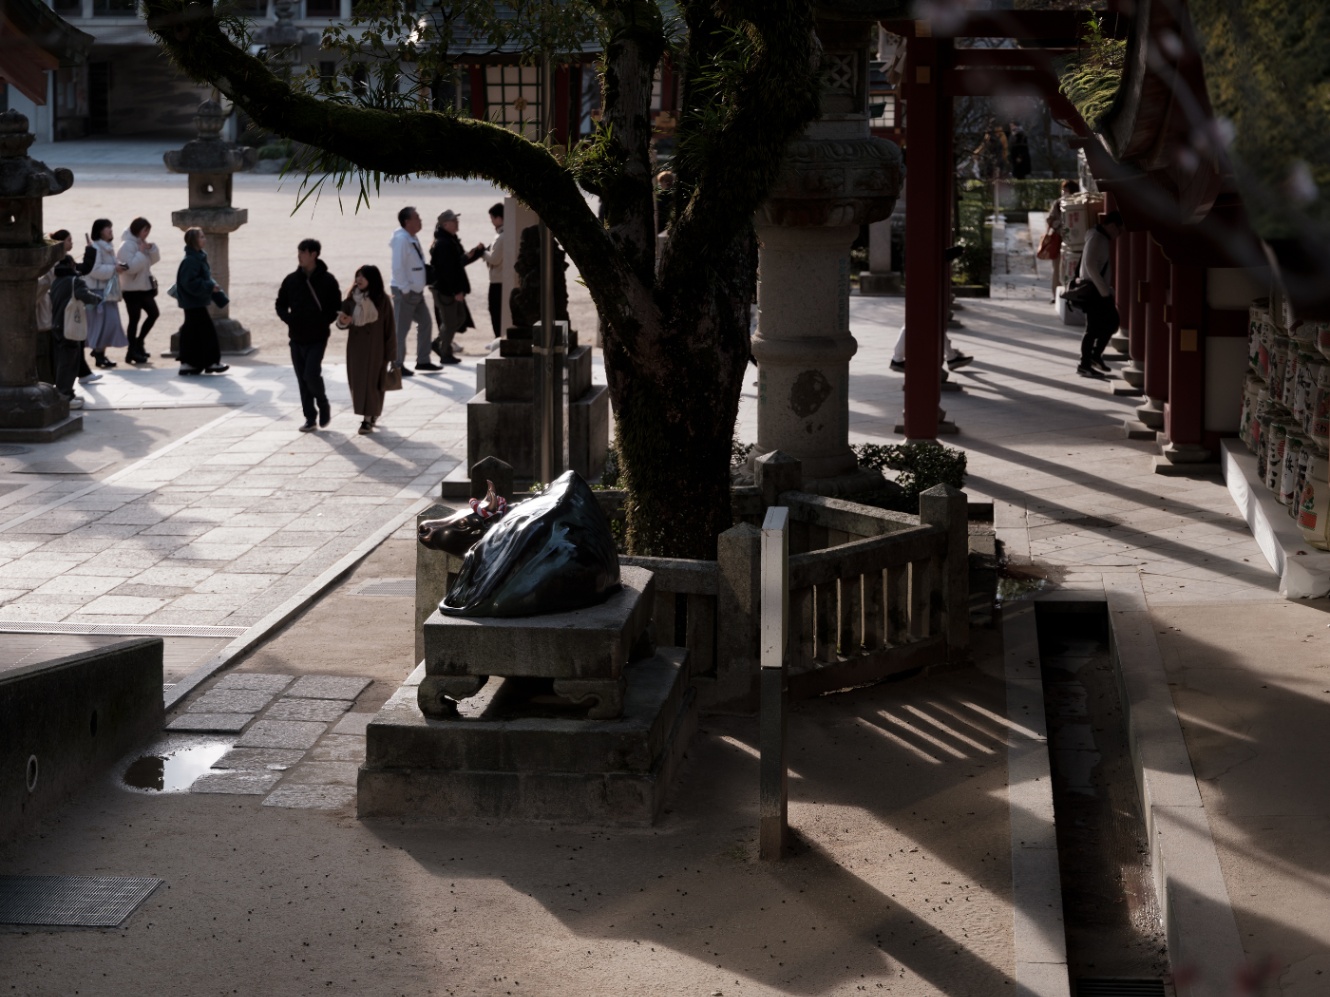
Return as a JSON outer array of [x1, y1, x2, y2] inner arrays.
[[1034, 603, 1171, 997]]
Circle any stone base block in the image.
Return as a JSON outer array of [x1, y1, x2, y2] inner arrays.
[[467, 390, 533, 479], [165, 320, 257, 358], [1136, 399, 1165, 430], [569, 384, 610, 481], [1108, 333, 1129, 354], [423, 565, 654, 685], [894, 421, 960, 436], [1122, 419, 1157, 440], [0, 414, 82, 443], [3, 638, 163, 841], [358, 649, 696, 825], [1122, 365, 1145, 388], [1113, 385, 1145, 397], [858, 271, 903, 295], [1152, 455, 1220, 477]]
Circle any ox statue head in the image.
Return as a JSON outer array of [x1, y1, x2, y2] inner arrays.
[[417, 480, 509, 557]]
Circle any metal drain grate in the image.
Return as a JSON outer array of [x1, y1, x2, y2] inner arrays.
[[0, 444, 31, 457], [0, 621, 246, 638], [1076, 980, 1167, 997], [0, 876, 162, 927], [354, 578, 416, 597]]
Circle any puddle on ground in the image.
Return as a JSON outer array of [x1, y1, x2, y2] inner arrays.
[[997, 563, 1057, 603], [121, 739, 231, 793]]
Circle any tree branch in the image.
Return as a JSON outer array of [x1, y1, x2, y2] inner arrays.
[[143, 0, 660, 359], [661, 1, 820, 298]]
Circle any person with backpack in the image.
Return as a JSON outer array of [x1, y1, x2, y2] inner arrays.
[[49, 252, 103, 409], [275, 238, 341, 431]]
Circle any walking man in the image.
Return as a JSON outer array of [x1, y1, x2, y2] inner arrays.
[[1076, 209, 1124, 380], [389, 206, 435, 375], [429, 209, 485, 364], [275, 238, 341, 431]]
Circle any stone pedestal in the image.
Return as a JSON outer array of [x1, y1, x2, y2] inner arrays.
[[0, 110, 80, 442], [859, 214, 902, 295], [358, 649, 696, 826], [162, 101, 257, 356], [752, 16, 902, 492], [443, 324, 610, 497], [420, 565, 653, 720]]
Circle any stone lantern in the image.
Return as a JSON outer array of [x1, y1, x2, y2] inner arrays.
[[752, 14, 902, 493], [0, 110, 80, 442], [163, 99, 257, 355]]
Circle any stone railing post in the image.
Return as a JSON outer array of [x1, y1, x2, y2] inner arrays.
[[918, 483, 969, 664], [714, 522, 761, 712], [754, 450, 803, 510], [759, 505, 790, 861], [414, 502, 454, 666]]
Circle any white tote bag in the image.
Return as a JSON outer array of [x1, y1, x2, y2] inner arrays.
[[62, 290, 89, 342], [103, 271, 123, 304]]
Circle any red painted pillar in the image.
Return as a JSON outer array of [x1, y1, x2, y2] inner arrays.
[[1113, 213, 1131, 335], [1164, 263, 1207, 452], [902, 34, 948, 441], [1138, 236, 1170, 429], [1127, 231, 1147, 363]]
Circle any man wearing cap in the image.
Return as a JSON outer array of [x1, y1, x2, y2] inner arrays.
[[429, 209, 485, 365], [389, 205, 433, 375]]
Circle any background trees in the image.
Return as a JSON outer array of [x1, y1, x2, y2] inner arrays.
[[145, 0, 824, 558]]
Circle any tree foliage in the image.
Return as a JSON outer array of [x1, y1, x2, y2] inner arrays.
[[145, 0, 823, 560]]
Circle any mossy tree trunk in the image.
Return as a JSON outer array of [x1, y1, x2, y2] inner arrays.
[[145, 0, 821, 559]]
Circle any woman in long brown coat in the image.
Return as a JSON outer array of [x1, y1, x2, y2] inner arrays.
[[337, 264, 396, 434]]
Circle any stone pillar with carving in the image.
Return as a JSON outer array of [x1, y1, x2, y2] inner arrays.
[[752, 15, 902, 492], [0, 110, 80, 442], [163, 100, 257, 356]]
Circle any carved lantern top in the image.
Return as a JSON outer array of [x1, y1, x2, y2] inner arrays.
[[0, 110, 73, 199], [757, 136, 903, 229], [163, 100, 257, 177], [0, 110, 73, 250]]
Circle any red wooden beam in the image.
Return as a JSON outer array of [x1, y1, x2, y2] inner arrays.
[[881, 11, 1127, 42]]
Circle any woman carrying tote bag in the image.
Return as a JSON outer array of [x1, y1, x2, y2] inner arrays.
[[336, 264, 396, 434], [79, 218, 129, 369]]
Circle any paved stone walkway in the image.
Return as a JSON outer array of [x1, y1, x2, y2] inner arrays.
[[0, 364, 470, 631]]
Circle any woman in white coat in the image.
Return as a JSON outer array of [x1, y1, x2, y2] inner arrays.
[[79, 217, 129, 368], [116, 217, 161, 365]]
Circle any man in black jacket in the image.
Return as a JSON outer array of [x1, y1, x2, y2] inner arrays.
[[275, 239, 341, 431], [428, 209, 484, 364]]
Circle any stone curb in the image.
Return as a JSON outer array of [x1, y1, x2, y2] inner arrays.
[[1104, 573, 1246, 997], [1003, 600, 1071, 997], [163, 494, 433, 711]]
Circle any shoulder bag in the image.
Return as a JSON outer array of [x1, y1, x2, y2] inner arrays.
[[1036, 229, 1062, 261], [103, 271, 123, 304], [62, 286, 89, 342]]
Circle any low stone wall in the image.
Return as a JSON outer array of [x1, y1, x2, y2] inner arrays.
[[1, 638, 163, 843]]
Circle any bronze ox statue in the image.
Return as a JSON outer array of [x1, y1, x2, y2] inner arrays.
[[417, 480, 508, 557], [417, 470, 620, 618]]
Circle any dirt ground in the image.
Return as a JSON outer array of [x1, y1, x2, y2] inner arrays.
[[0, 536, 1018, 996]]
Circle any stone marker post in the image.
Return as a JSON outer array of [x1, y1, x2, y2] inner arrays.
[[918, 483, 969, 665], [759, 505, 790, 861], [0, 110, 80, 443], [163, 100, 256, 356]]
